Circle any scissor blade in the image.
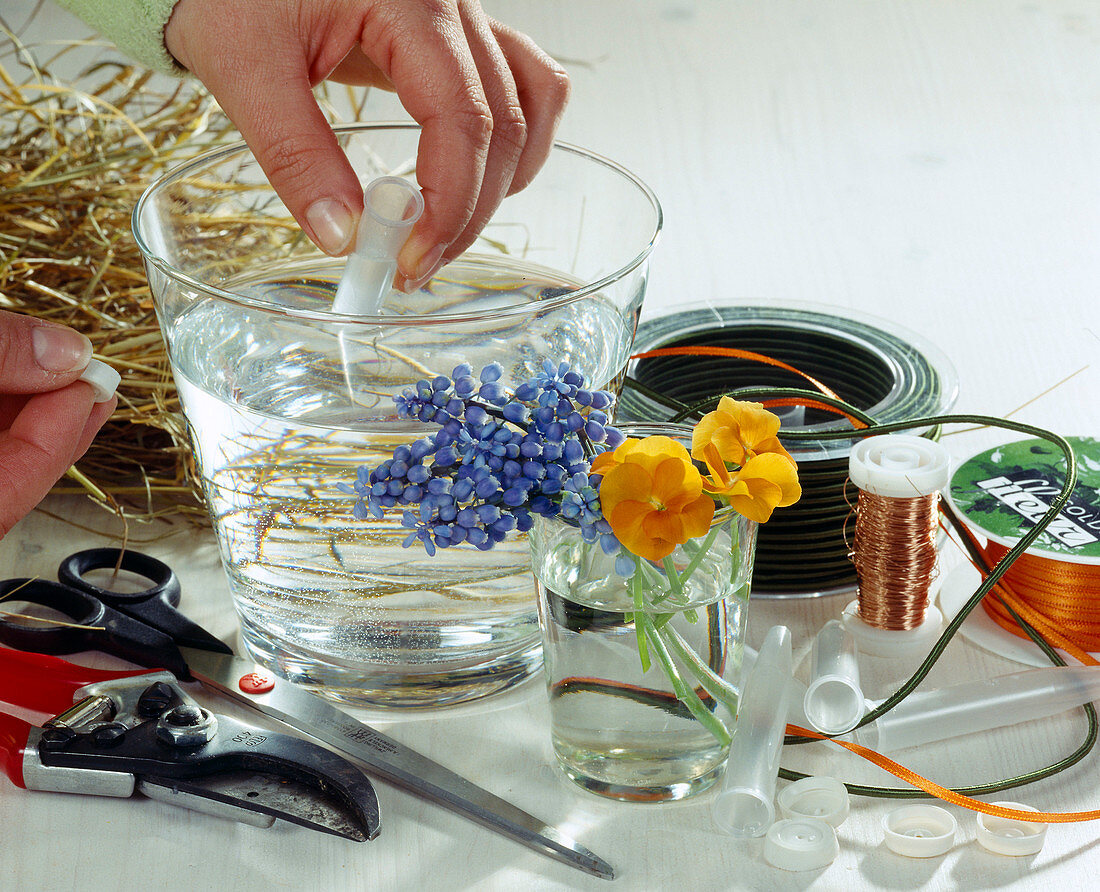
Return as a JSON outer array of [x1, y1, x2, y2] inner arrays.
[[139, 771, 371, 840], [181, 647, 614, 880]]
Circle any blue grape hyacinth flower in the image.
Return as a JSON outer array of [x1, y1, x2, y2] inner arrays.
[[346, 361, 623, 557]]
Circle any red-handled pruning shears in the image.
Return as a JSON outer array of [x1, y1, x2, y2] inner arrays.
[[0, 547, 613, 878], [0, 647, 380, 838], [0, 548, 379, 838]]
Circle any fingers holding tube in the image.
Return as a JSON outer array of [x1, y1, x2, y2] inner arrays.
[[166, 0, 366, 257], [164, 0, 568, 282], [394, 6, 570, 289], [487, 18, 570, 196]]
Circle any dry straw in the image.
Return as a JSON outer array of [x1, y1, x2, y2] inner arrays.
[[1, 24, 242, 522]]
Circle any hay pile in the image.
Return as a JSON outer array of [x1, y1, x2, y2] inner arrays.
[[1, 29, 240, 521]]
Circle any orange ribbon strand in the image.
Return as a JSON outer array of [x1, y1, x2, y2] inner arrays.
[[629, 346, 869, 428], [788, 724, 1100, 823]]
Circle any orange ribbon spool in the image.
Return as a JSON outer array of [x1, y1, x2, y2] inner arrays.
[[978, 541, 1100, 664]]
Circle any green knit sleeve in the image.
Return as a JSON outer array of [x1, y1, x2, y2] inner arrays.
[[52, 0, 184, 74]]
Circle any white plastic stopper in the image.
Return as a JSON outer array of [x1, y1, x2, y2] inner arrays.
[[976, 803, 1047, 856], [841, 599, 944, 659], [777, 776, 851, 828], [883, 805, 957, 857], [332, 175, 424, 316], [804, 620, 865, 735], [763, 818, 839, 871], [78, 359, 121, 402], [849, 435, 950, 499]]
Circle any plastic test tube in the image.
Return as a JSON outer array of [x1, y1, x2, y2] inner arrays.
[[713, 625, 794, 837], [853, 665, 1100, 752], [741, 644, 810, 728], [331, 176, 424, 316], [803, 620, 865, 735]]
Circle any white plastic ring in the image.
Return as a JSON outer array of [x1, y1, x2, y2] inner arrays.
[[883, 805, 957, 857], [777, 776, 850, 828], [763, 818, 839, 871], [78, 359, 121, 403], [976, 802, 1047, 856], [849, 435, 950, 499]]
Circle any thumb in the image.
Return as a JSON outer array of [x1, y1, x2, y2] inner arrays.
[[0, 311, 93, 393]]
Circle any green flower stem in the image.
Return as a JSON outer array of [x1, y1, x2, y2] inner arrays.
[[661, 556, 685, 601], [675, 525, 722, 588], [630, 561, 651, 672], [659, 624, 740, 716], [639, 560, 682, 607], [644, 622, 731, 747]]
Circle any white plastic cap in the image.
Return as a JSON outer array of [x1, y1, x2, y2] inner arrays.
[[849, 435, 950, 499], [78, 359, 120, 402], [777, 776, 851, 828], [976, 802, 1047, 856], [841, 600, 943, 659], [883, 805, 957, 857], [763, 818, 839, 871]]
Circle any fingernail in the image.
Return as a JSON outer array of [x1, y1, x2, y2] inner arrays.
[[399, 241, 447, 287], [306, 199, 355, 255], [32, 326, 92, 373]]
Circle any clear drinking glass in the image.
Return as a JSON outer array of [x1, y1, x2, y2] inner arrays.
[[529, 424, 758, 801], [132, 124, 661, 707]]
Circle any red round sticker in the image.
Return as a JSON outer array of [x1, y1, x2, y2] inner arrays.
[[238, 671, 276, 694]]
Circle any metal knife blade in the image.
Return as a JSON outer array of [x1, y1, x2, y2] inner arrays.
[[182, 647, 615, 880]]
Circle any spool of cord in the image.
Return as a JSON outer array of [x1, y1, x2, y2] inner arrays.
[[842, 435, 950, 657], [942, 435, 1100, 664], [620, 301, 958, 597]]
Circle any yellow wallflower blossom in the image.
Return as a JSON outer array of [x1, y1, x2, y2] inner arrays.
[[691, 397, 795, 466], [596, 436, 715, 562], [698, 444, 802, 523], [690, 398, 802, 522]]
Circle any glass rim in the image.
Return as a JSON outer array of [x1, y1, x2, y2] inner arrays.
[[131, 122, 663, 325]]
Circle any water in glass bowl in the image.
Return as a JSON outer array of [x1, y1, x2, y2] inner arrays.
[[166, 255, 640, 706]]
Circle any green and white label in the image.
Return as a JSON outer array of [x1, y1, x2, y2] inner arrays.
[[948, 436, 1100, 561]]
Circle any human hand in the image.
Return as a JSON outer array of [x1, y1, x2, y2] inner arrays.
[[0, 311, 116, 538], [164, 0, 569, 292]]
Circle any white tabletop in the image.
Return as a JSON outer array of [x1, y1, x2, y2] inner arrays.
[[3, 1, 1099, 889]]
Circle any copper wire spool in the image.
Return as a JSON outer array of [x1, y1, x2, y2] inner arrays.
[[851, 491, 941, 631]]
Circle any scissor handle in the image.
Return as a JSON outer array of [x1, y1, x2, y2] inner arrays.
[[56, 550, 232, 657], [58, 548, 180, 608], [0, 577, 192, 678], [0, 578, 106, 653]]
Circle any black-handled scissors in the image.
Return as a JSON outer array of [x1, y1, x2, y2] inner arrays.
[[0, 548, 231, 678]]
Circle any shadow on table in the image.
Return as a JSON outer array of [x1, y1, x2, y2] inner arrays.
[[857, 842, 946, 889], [947, 839, 1098, 888]]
